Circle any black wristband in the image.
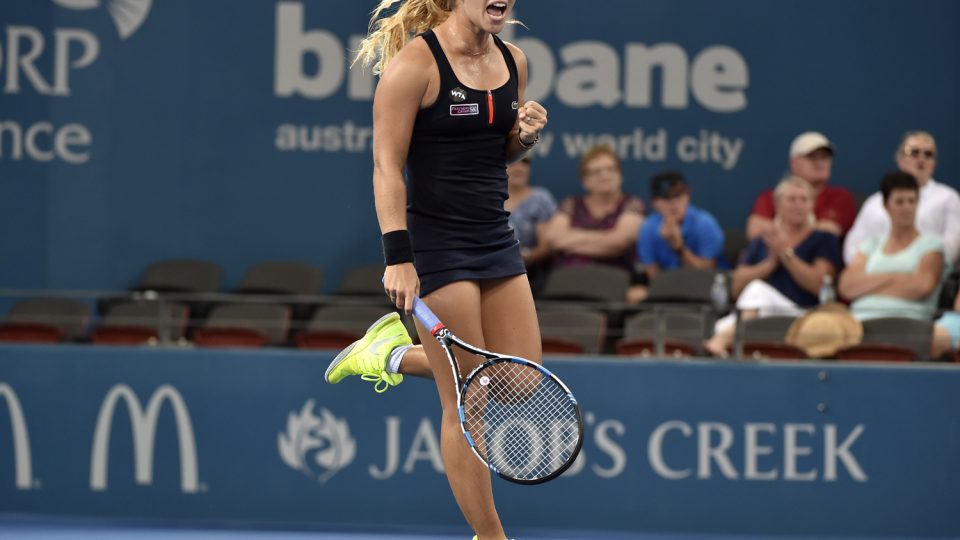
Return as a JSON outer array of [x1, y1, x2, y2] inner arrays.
[[382, 230, 415, 265]]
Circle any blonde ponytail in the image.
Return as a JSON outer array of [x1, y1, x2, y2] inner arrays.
[[353, 0, 454, 75]]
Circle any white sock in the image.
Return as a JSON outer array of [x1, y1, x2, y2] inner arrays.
[[387, 344, 412, 374]]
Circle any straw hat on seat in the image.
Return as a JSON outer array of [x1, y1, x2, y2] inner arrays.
[[785, 303, 863, 358]]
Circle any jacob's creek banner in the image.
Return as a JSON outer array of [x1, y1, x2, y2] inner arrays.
[[0, 1, 959, 290], [0, 345, 958, 537]]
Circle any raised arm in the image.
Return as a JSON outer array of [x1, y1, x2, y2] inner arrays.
[[503, 43, 546, 163]]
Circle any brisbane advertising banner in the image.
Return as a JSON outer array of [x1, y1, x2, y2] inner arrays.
[[0, 345, 958, 537], [0, 1, 958, 290]]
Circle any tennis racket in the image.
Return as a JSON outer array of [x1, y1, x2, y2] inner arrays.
[[412, 295, 584, 484]]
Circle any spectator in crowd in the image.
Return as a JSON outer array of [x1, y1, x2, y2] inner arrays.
[[746, 131, 857, 240], [935, 292, 960, 360], [637, 170, 724, 278], [626, 170, 724, 304], [843, 131, 960, 266], [838, 171, 950, 358], [544, 145, 645, 272], [505, 156, 557, 294], [705, 176, 842, 357]]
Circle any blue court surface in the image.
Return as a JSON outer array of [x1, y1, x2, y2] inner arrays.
[[0, 516, 913, 540]]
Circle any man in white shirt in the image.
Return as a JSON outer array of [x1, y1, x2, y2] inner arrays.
[[844, 131, 960, 266]]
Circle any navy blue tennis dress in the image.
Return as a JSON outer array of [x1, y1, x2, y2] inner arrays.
[[406, 29, 526, 296]]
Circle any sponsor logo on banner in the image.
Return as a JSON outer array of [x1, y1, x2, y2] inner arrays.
[[279, 400, 355, 484], [0, 1, 153, 164], [0, 383, 35, 490], [647, 421, 868, 482], [52, 0, 154, 40], [89, 384, 201, 493], [272, 2, 749, 168]]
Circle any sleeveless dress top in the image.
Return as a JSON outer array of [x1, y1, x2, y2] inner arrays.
[[405, 29, 525, 295]]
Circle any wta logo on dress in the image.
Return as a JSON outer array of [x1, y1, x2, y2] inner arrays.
[[52, 0, 154, 40], [278, 400, 355, 484]]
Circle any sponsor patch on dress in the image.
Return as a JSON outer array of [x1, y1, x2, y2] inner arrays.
[[450, 103, 479, 116]]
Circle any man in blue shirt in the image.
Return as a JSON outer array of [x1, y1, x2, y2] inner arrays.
[[637, 170, 724, 280]]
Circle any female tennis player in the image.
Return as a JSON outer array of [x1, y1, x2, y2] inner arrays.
[[325, 1, 545, 538]]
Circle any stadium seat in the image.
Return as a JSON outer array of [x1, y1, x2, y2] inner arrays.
[[537, 307, 607, 354], [741, 342, 808, 360], [616, 309, 708, 357], [193, 303, 291, 348], [644, 268, 719, 305], [860, 317, 934, 361], [734, 315, 801, 358], [616, 338, 699, 358], [539, 264, 631, 303], [336, 264, 387, 296], [722, 227, 748, 268], [0, 323, 65, 344], [234, 261, 324, 319], [0, 297, 90, 343], [98, 258, 224, 320], [835, 343, 916, 362], [138, 258, 223, 294], [90, 300, 190, 345], [296, 304, 401, 349], [235, 261, 323, 296]]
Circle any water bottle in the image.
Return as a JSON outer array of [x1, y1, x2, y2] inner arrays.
[[711, 273, 729, 312], [819, 275, 835, 304]]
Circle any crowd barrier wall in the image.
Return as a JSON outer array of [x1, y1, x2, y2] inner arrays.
[[1, 0, 958, 291], [0, 344, 957, 537]]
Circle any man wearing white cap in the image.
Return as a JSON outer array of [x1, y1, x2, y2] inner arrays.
[[843, 131, 960, 266], [746, 131, 857, 240]]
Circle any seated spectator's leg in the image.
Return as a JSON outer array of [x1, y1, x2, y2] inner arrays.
[[933, 312, 960, 359], [626, 285, 648, 304], [704, 279, 803, 358], [737, 280, 806, 318], [704, 309, 759, 358]]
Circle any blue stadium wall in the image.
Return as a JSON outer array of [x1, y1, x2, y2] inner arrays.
[[1, 0, 959, 291], [0, 345, 958, 537]]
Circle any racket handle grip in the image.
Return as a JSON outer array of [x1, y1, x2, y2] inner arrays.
[[380, 277, 444, 334], [412, 296, 443, 335]]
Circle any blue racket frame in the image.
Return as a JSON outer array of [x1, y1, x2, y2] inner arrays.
[[412, 296, 584, 484]]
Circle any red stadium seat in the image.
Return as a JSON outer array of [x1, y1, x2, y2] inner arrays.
[[193, 328, 268, 348], [90, 326, 159, 346], [0, 322, 65, 344], [296, 330, 361, 350], [741, 341, 808, 360], [835, 343, 916, 362], [541, 337, 586, 354], [616, 338, 698, 358]]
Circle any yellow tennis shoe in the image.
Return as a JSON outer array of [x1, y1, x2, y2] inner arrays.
[[324, 312, 409, 393]]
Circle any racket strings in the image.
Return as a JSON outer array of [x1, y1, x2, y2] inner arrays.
[[462, 362, 580, 481]]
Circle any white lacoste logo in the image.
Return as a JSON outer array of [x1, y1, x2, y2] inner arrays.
[[278, 400, 355, 484], [450, 104, 479, 116], [52, 0, 154, 40]]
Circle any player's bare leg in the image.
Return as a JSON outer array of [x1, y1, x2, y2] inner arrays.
[[416, 280, 507, 540]]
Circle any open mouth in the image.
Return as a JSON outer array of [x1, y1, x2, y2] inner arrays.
[[486, 2, 507, 18]]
